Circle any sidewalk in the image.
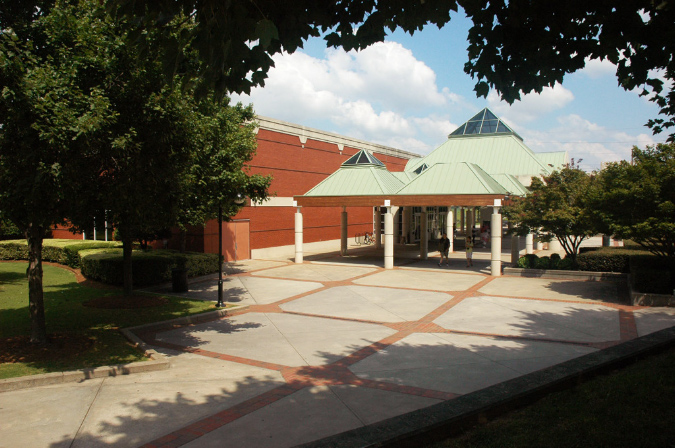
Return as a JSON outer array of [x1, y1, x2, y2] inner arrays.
[[2, 250, 675, 448]]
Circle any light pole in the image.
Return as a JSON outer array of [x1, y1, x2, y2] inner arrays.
[[216, 205, 225, 307], [216, 194, 245, 308]]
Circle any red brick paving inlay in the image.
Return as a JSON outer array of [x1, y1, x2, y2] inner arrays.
[[134, 266, 643, 447]]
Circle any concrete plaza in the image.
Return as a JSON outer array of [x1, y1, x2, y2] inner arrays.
[[2, 246, 675, 448]]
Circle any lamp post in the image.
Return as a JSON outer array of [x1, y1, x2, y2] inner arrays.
[[216, 205, 224, 308], [216, 194, 245, 308]]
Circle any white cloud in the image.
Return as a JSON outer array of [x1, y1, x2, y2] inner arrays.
[[232, 42, 460, 155], [487, 83, 575, 123], [580, 57, 617, 79], [521, 114, 659, 171]]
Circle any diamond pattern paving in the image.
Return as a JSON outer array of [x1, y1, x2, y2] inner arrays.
[[280, 285, 450, 322], [433, 296, 620, 342]]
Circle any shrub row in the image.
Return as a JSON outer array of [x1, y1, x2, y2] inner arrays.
[[629, 255, 675, 295], [0, 239, 121, 268], [516, 253, 575, 270], [79, 249, 219, 286], [517, 249, 674, 295]]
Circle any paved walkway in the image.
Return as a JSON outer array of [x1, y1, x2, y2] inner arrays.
[[2, 247, 675, 448]]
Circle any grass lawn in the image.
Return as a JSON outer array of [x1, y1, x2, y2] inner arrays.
[[429, 345, 675, 448], [0, 261, 215, 379]]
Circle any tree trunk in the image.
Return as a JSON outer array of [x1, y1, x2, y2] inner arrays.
[[26, 224, 48, 345], [122, 234, 133, 297], [179, 228, 187, 254]]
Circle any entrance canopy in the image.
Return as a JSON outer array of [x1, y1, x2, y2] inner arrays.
[[294, 150, 509, 207]]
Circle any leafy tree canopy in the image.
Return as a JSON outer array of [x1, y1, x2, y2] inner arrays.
[[100, 0, 675, 139], [504, 168, 599, 261], [592, 143, 675, 258]]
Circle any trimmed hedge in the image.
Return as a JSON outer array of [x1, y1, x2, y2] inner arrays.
[[629, 255, 675, 295], [0, 239, 121, 268], [576, 252, 630, 273], [517, 254, 574, 270], [79, 249, 219, 286], [516, 248, 675, 295]]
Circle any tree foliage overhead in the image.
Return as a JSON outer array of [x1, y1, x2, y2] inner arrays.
[[592, 143, 675, 259], [504, 168, 599, 261], [107, 0, 675, 139]]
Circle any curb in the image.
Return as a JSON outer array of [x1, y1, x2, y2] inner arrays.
[[0, 304, 248, 393], [296, 326, 675, 448], [503, 267, 627, 282]]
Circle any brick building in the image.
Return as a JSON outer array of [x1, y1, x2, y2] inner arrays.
[[53, 116, 420, 261]]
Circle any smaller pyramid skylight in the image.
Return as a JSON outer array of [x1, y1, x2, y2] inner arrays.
[[412, 163, 428, 175], [342, 149, 385, 167], [449, 108, 522, 140]]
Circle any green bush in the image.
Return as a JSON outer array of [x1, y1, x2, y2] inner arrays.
[[576, 251, 630, 273], [0, 239, 120, 268], [535, 256, 551, 269], [517, 254, 539, 268], [549, 253, 562, 269], [630, 255, 675, 295], [558, 256, 575, 270], [79, 249, 219, 286], [517, 254, 577, 271]]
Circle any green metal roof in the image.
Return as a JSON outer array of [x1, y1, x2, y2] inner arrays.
[[407, 133, 552, 177], [390, 171, 416, 183], [491, 173, 530, 196], [304, 164, 405, 196], [396, 163, 509, 196], [536, 151, 569, 171]]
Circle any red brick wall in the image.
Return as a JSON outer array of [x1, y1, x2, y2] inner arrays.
[[235, 129, 412, 251], [48, 126, 414, 257]]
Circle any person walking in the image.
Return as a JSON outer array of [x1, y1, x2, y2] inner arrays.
[[465, 235, 474, 267], [438, 233, 450, 266]]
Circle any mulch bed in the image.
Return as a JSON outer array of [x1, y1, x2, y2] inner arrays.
[[83, 294, 168, 309], [0, 333, 94, 364]]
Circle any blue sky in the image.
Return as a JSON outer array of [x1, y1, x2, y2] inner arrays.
[[233, 13, 669, 171]]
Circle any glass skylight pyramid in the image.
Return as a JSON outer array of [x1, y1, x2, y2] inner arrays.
[[412, 163, 428, 175], [342, 149, 385, 167], [449, 108, 521, 140]]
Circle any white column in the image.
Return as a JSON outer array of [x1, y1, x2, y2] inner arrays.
[[420, 206, 428, 260], [104, 211, 108, 242], [446, 207, 454, 253], [93, 218, 97, 240], [341, 207, 348, 256], [491, 201, 502, 276], [525, 233, 534, 254], [375, 207, 382, 249], [295, 206, 303, 263], [384, 207, 394, 269], [511, 235, 520, 266]]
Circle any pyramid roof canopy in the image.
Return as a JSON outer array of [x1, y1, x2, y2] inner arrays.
[[536, 151, 569, 171], [491, 173, 530, 196], [303, 150, 404, 197], [397, 163, 509, 196], [406, 133, 552, 177]]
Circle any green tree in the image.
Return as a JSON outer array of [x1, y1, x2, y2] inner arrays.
[[504, 168, 599, 262], [175, 100, 272, 251], [0, 2, 117, 343], [592, 143, 675, 259], [0, 0, 272, 342], [109, 0, 675, 139]]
